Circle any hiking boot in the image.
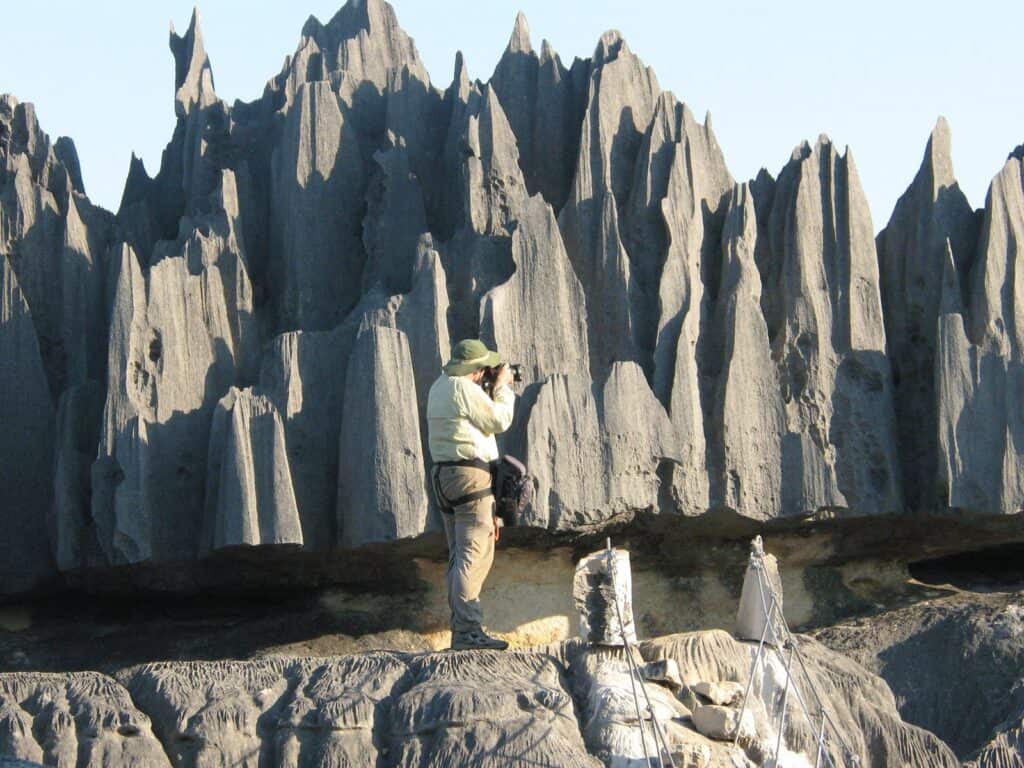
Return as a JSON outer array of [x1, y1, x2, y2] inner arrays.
[[450, 628, 509, 651]]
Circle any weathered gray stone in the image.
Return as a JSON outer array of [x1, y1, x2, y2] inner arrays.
[[763, 136, 901, 517], [52, 381, 104, 571], [524, 361, 680, 530], [602, 361, 681, 512], [573, 548, 638, 646], [490, 14, 585, 211], [0, 255, 55, 594], [490, 14, 539, 186], [480, 193, 590, 386], [558, 31, 660, 379], [91, 172, 256, 566], [627, 95, 732, 384], [570, 644, 750, 768], [815, 589, 1024, 761], [336, 324, 428, 547], [708, 184, 784, 518], [434, 76, 527, 344], [936, 150, 1024, 515], [0, 634, 976, 768], [382, 67, 445, 221], [967, 714, 1024, 768], [259, 323, 353, 550], [353, 247, 451, 434], [522, 372, 604, 529], [270, 80, 366, 331], [361, 143, 429, 295], [318, 0, 430, 111], [877, 118, 978, 514], [118, 9, 234, 267], [640, 658, 683, 692], [0, 672, 169, 767], [169, 9, 223, 210], [0, 95, 116, 398], [460, 86, 526, 239], [203, 387, 302, 553], [5, 1, 1024, 758], [4, 10, 1024, 711], [389, 650, 602, 767], [121, 654, 410, 768], [434, 51, 480, 242], [642, 630, 960, 767], [255, 254, 443, 552]]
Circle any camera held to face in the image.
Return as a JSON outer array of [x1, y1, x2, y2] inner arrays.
[[481, 363, 523, 396]]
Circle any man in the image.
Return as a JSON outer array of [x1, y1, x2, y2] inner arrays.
[[427, 339, 516, 650]]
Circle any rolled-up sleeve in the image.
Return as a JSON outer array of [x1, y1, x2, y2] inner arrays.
[[458, 380, 516, 435]]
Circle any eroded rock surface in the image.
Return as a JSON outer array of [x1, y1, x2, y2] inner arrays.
[[4, 1, 1024, 762], [814, 588, 1024, 761], [1, 0, 1024, 616], [0, 633, 961, 768], [641, 630, 959, 767], [0, 672, 169, 767]]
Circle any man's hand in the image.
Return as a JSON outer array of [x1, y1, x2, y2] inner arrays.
[[493, 516, 503, 542], [494, 364, 514, 392]]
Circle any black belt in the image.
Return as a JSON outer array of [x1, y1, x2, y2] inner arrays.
[[434, 458, 492, 472], [431, 460, 494, 511]]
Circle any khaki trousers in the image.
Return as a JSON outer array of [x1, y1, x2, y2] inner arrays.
[[435, 466, 495, 634]]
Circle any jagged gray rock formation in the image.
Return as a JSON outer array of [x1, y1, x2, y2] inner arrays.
[[5, 3, 1024, 760], [203, 387, 302, 552], [0, 253, 56, 594], [258, 326, 350, 549], [480, 193, 590, 386], [709, 185, 784, 518], [761, 137, 901, 518], [0, 632, 960, 768], [558, 32, 660, 380], [90, 170, 256, 567], [640, 630, 959, 767], [937, 149, 1024, 515], [120, 655, 410, 767], [388, 650, 600, 766], [337, 324, 428, 547], [877, 118, 979, 514], [270, 79, 367, 331], [968, 713, 1024, 768], [0, 672, 170, 767], [814, 588, 1024, 762], [523, 361, 680, 529], [1, 0, 1024, 613], [490, 13, 587, 212], [0, 94, 117, 593]]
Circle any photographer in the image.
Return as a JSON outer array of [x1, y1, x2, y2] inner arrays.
[[426, 339, 516, 651]]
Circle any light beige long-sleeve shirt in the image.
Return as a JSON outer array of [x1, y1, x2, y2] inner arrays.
[[426, 374, 516, 463]]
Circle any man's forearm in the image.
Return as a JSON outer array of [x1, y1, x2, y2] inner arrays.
[[462, 378, 516, 434]]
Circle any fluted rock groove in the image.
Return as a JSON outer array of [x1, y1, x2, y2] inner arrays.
[[1, 0, 1022, 607]]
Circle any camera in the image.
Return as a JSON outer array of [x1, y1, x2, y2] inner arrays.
[[481, 363, 523, 396]]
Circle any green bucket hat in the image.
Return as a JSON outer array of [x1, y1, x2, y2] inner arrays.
[[444, 339, 501, 376]]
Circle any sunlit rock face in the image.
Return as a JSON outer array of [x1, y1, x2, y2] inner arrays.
[[0, 634, 958, 768], [1, 0, 1023, 608]]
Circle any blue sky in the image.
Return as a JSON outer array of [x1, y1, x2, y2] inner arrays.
[[3, 0, 1021, 229]]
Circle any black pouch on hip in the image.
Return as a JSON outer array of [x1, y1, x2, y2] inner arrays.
[[490, 454, 533, 527]]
